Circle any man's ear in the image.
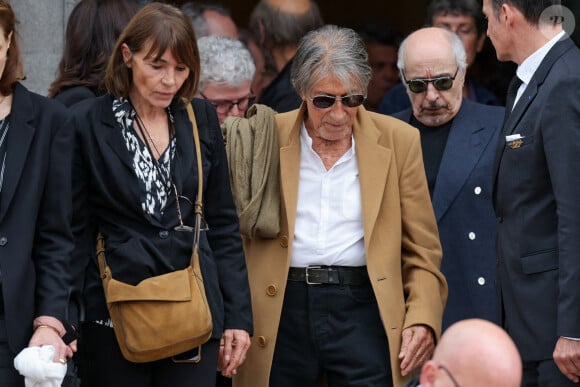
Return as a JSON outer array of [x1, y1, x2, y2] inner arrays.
[[121, 43, 133, 67], [419, 360, 439, 387]]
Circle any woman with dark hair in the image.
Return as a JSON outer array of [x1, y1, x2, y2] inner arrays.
[[48, 0, 139, 106], [69, 3, 252, 386], [0, 1, 75, 385]]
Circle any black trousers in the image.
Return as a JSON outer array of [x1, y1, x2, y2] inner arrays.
[[80, 322, 219, 387], [270, 281, 392, 387], [0, 314, 24, 387], [522, 359, 579, 387]]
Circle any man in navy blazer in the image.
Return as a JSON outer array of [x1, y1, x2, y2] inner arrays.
[[484, 0, 580, 385], [390, 27, 504, 330]]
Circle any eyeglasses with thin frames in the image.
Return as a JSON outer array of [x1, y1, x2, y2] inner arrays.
[[200, 92, 255, 114], [172, 184, 209, 233], [402, 68, 459, 93], [438, 364, 462, 387]]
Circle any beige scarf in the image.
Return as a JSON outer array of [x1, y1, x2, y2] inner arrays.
[[221, 104, 280, 238]]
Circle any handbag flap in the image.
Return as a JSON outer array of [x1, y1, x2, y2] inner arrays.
[[106, 267, 192, 302]]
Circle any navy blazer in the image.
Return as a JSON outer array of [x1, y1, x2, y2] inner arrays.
[[69, 95, 253, 337], [393, 99, 504, 329], [493, 37, 580, 361], [0, 83, 73, 352]]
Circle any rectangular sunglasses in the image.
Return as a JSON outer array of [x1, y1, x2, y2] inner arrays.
[[403, 68, 459, 93], [309, 94, 366, 109]]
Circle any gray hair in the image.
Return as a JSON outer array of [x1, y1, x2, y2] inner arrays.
[[291, 25, 372, 97], [397, 28, 467, 74], [197, 36, 256, 91]]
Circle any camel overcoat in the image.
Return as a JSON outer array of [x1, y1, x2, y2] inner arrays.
[[234, 105, 447, 387]]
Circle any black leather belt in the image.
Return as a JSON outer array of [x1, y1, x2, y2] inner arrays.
[[287, 266, 369, 285]]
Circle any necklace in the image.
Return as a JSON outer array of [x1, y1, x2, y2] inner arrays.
[[134, 113, 165, 160]]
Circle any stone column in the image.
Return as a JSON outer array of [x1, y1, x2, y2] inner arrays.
[[13, 0, 78, 96]]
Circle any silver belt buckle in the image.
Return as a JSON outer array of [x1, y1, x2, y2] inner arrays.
[[305, 265, 322, 285]]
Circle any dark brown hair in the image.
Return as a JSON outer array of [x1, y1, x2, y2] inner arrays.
[[0, 0, 24, 96], [105, 2, 200, 102], [48, 0, 139, 98]]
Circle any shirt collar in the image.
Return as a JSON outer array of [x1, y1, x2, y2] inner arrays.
[[516, 31, 566, 85]]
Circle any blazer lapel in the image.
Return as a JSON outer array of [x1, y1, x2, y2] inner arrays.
[[101, 97, 135, 173], [0, 87, 35, 222], [276, 106, 304, 249], [492, 37, 575, 198], [354, 107, 391, 245], [431, 102, 492, 221]]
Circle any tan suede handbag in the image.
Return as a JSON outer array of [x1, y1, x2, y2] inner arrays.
[[96, 103, 212, 363]]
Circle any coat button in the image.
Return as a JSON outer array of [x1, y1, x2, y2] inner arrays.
[[468, 232, 476, 240], [474, 186, 482, 195], [159, 230, 169, 239], [266, 284, 277, 296], [477, 277, 486, 286], [279, 235, 289, 248], [257, 336, 267, 347], [0, 236, 6, 246]]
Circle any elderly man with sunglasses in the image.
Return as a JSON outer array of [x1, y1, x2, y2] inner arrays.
[[234, 24, 447, 387], [391, 27, 504, 330]]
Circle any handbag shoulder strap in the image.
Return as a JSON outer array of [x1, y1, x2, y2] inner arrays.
[[186, 103, 204, 264]]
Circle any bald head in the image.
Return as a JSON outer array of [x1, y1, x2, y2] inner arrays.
[[263, 0, 311, 14], [421, 319, 522, 387]]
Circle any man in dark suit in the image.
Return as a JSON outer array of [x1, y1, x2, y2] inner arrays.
[[391, 26, 504, 330], [483, 0, 580, 385]]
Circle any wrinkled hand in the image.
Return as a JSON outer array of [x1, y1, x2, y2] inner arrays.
[[218, 329, 251, 378], [553, 337, 580, 383], [28, 327, 75, 363], [399, 324, 435, 376]]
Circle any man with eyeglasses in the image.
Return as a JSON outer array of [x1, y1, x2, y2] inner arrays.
[[235, 25, 447, 387], [197, 36, 255, 124], [404, 319, 522, 387], [378, 0, 502, 115], [391, 27, 504, 331]]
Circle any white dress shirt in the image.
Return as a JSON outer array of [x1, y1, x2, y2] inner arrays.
[[289, 122, 366, 268], [514, 30, 565, 107]]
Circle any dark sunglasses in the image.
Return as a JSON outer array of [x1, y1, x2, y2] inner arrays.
[[403, 68, 459, 93], [309, 94, 366, 109]]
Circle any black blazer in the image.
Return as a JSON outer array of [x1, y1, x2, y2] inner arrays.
[[393, 100, 503, 329], [493, 37, 580, 361], [53, 86, 98, 108], [0, 83, 73, 352], [69, 95, 252, 337]]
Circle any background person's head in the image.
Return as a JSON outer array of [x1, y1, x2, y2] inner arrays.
[[49, 0, 139, 98], [419, 319, 522, 387], [291, 25, 371, 142], [197, 36, 255, 124], [356, 21, 403, 111], [0, 0, 23, 96], [397, 27, 467, 127], [105, 2, 199, 105], [249, 0, 323, 73], [180, 1, 238, 39], [426, 0, 487, 68]]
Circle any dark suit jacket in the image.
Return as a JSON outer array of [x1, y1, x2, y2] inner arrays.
[[393, 99, 504, 329], [257, 58, 302, 113], [0, 83, 73, 352], [69, 95, 253, 337], [493, 37, 580, 361], [54, 86, 98, 108]]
